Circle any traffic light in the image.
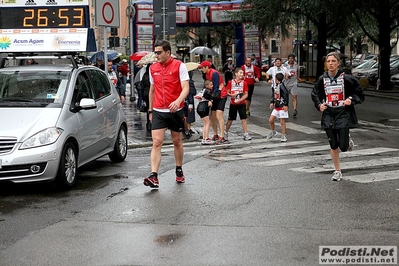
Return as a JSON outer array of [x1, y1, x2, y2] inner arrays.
[[109, 37, 120, 47], [110, 28, 118, 36]]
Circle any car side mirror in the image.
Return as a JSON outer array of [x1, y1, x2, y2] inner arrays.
[[79, 98, 96, 109]]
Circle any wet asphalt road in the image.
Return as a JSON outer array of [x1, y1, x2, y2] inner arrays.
[[1, 72, 399, 265]]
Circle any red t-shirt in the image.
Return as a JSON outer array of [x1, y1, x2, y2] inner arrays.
[[227, 79, 248, 105]]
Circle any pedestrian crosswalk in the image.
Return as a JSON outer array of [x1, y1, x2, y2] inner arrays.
[[156, 120, 399, 184]]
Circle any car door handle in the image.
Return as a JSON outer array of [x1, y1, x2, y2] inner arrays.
[[112, 98, 117, 103], [98, 107, 103, 113]]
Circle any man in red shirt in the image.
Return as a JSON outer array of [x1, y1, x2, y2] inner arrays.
[[143, 40, 190, 188], [241, 57, 261, 116], [199, 60, 228, 143], [119, 59, 129, 91]]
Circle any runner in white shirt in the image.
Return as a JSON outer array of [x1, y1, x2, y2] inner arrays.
[[283, 54, 299, 116], [266, 58, 289, 89]]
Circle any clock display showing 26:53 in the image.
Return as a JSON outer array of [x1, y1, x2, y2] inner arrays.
[[0, 6, 89, 29]]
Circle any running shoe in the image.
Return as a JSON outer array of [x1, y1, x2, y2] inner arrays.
[[202, 138, 215, 145], [267, 130, 277, 140], [176, 170, 185, 183], [331, 171, 342, 181], [184, 131, 192, 140], [246, 109, 250, 116], [243, 133, 252, 141], [143, 176, 159, 188], [218, 137, 228, 144], [281, 134, 287, 142], [211, 134, 219, 141], [224, 132, 229, 140], [348, 135, 354, 151], [293, 109, 298, 117]]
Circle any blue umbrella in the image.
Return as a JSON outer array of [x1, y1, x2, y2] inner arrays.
[[90, 50, 120, 63]]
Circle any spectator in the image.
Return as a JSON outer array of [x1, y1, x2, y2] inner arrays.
[[222, 57, 235, 86]]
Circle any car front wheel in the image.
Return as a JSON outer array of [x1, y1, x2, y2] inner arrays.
[[56, 142, 78, 188], [109, 125, 127, 163]]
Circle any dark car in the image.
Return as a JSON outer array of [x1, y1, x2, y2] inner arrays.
[[349, 53, 378, 67], [390, 72, 399, 87], [355, 57, 399, 86]]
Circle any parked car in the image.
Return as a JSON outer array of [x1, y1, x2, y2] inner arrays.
[[0, 55, 128, 188], [261, 58, 271, 72], [355, 57, 399, 85], [349, 53, 378, 67], [351, 59, 377, 76], [390, 72, 399, 87]]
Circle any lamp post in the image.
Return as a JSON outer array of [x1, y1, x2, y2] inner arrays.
[[295, 6, 301, 65]]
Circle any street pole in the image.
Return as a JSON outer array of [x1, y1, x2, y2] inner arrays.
[[128, 0, 135, 102], [162, 0, 166, 40], [295, 6, 301, 67], [103, 26, 108, 66]]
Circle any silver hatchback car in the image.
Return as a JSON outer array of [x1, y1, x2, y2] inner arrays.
[[0, 56, 127, 188]]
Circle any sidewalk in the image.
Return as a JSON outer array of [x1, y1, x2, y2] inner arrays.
[[124, 72, 399, 149]]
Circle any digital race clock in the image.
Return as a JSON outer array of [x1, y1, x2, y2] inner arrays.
[[0, 0, 92, 53], [0, 6, 89, 29]]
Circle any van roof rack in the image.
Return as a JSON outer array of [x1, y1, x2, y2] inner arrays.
[[0, 53, 89, 69]]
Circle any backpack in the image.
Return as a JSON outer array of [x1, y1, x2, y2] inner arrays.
[[141, 64, 151, 98]]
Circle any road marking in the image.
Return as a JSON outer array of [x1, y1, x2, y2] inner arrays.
[[290, 157, 399, 173], [343, 170, 399, 183], [250, 147, 398, 166], [285, 122, 322, 134], [208, 142, 328, 161], [310, 121, 367, 132], [358, 120, 399, 131]]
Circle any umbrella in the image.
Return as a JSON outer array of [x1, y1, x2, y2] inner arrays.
[[185, 62, 199, 72], [130, 51, 151, 61], [90, 50, 120, 63], [137, 52, 156, 65], [189, 46, 219, 56]]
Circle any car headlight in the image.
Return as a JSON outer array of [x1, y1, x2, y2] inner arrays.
[[20, 127, 64, 149]]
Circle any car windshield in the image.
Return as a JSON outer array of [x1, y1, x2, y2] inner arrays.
[[0, 70, 69, 107], [355, 60, 376, 70], [390, 58, 399, 68], [354, 54, 363, 60]]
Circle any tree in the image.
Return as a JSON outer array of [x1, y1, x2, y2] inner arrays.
[[233, 0, 354, 78], [352, 0, 399, 90], [174, 25, 235, 64]]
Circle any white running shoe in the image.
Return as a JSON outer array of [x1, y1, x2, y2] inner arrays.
[[348, 136, 354, 151], [243, 133, 252, 141], [281, 134, 287, 142], [202, 138, 215, 145], [225, 132, 229, 141], [331, 171, 342, 181], [267, 130, 277, 140]]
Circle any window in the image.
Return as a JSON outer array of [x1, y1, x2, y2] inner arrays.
[[271, 39, 279, 54], [88, 70, 111, 100]]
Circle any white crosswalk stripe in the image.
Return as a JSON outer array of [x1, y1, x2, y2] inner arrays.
[[157, 120, 399, 183], [291, 157, 399, 173], [249, 147, 398, 167]]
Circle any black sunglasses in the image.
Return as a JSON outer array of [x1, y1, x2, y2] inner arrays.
[[154, 51, 164, 55]]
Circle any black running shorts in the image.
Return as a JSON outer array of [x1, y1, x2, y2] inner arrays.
[[151, 109, 185, 132]]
